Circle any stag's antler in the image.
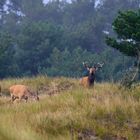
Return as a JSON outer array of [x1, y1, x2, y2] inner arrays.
[[83, 62, 89, 67], [93, 62, 104, 71], [97, 62, 104, 68], [83, 61, 88, 65], [83, 61, 90, 71]]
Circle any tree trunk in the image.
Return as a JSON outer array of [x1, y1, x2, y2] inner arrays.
[[131, 51, 140, 83]]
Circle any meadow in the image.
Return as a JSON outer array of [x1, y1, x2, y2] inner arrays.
[[0, 76, 140, 140]]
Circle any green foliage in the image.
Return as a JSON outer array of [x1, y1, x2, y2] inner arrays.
[[0, 0, 139, 80], [106, 10, 140, 57], [46, 47, 97, 77], [106, 10, 140, 86], [40, 47, 133, 81], [0, 32, 17, 78], [16, 22, 63, 75]]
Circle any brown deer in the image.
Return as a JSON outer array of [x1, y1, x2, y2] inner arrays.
[[80, 62, 104, 87], [9, 84, 39, 102]]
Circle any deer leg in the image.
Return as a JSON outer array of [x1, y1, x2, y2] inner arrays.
[[11, 94, 16, 102], [24, 96, 28, 103]]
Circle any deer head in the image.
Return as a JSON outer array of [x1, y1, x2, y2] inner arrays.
[[29, 90, 39, 101]]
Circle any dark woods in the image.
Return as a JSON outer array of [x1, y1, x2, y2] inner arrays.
[[0, 0, 139, 81]]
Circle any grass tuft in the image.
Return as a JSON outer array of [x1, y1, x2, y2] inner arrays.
[[0, 76, 140, 139]]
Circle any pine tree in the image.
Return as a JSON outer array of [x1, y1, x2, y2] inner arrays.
[[106, 10, 140, 87]]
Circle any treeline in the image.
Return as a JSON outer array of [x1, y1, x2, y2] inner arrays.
[[0, 0, 139, 80]]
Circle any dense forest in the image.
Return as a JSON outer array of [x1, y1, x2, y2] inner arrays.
[[0, 0, 139, 81]]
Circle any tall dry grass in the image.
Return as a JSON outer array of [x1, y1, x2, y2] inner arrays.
[[0, 76, 140, 140]]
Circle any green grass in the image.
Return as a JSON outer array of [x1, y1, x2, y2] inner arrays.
[[0, 75, 140, 140]]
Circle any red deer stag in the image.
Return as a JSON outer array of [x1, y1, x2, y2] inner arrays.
[[9, 84, 39, 103], [80, 62, 104, 87]]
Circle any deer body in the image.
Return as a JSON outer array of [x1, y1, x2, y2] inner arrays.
[[80, 67, 96, 87], [80, 62, 104, 87], [9, 84, 39, 102], [80, 77, 91, 87]]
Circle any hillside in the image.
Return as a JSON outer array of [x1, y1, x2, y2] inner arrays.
[[0, 76, 140, 140]]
